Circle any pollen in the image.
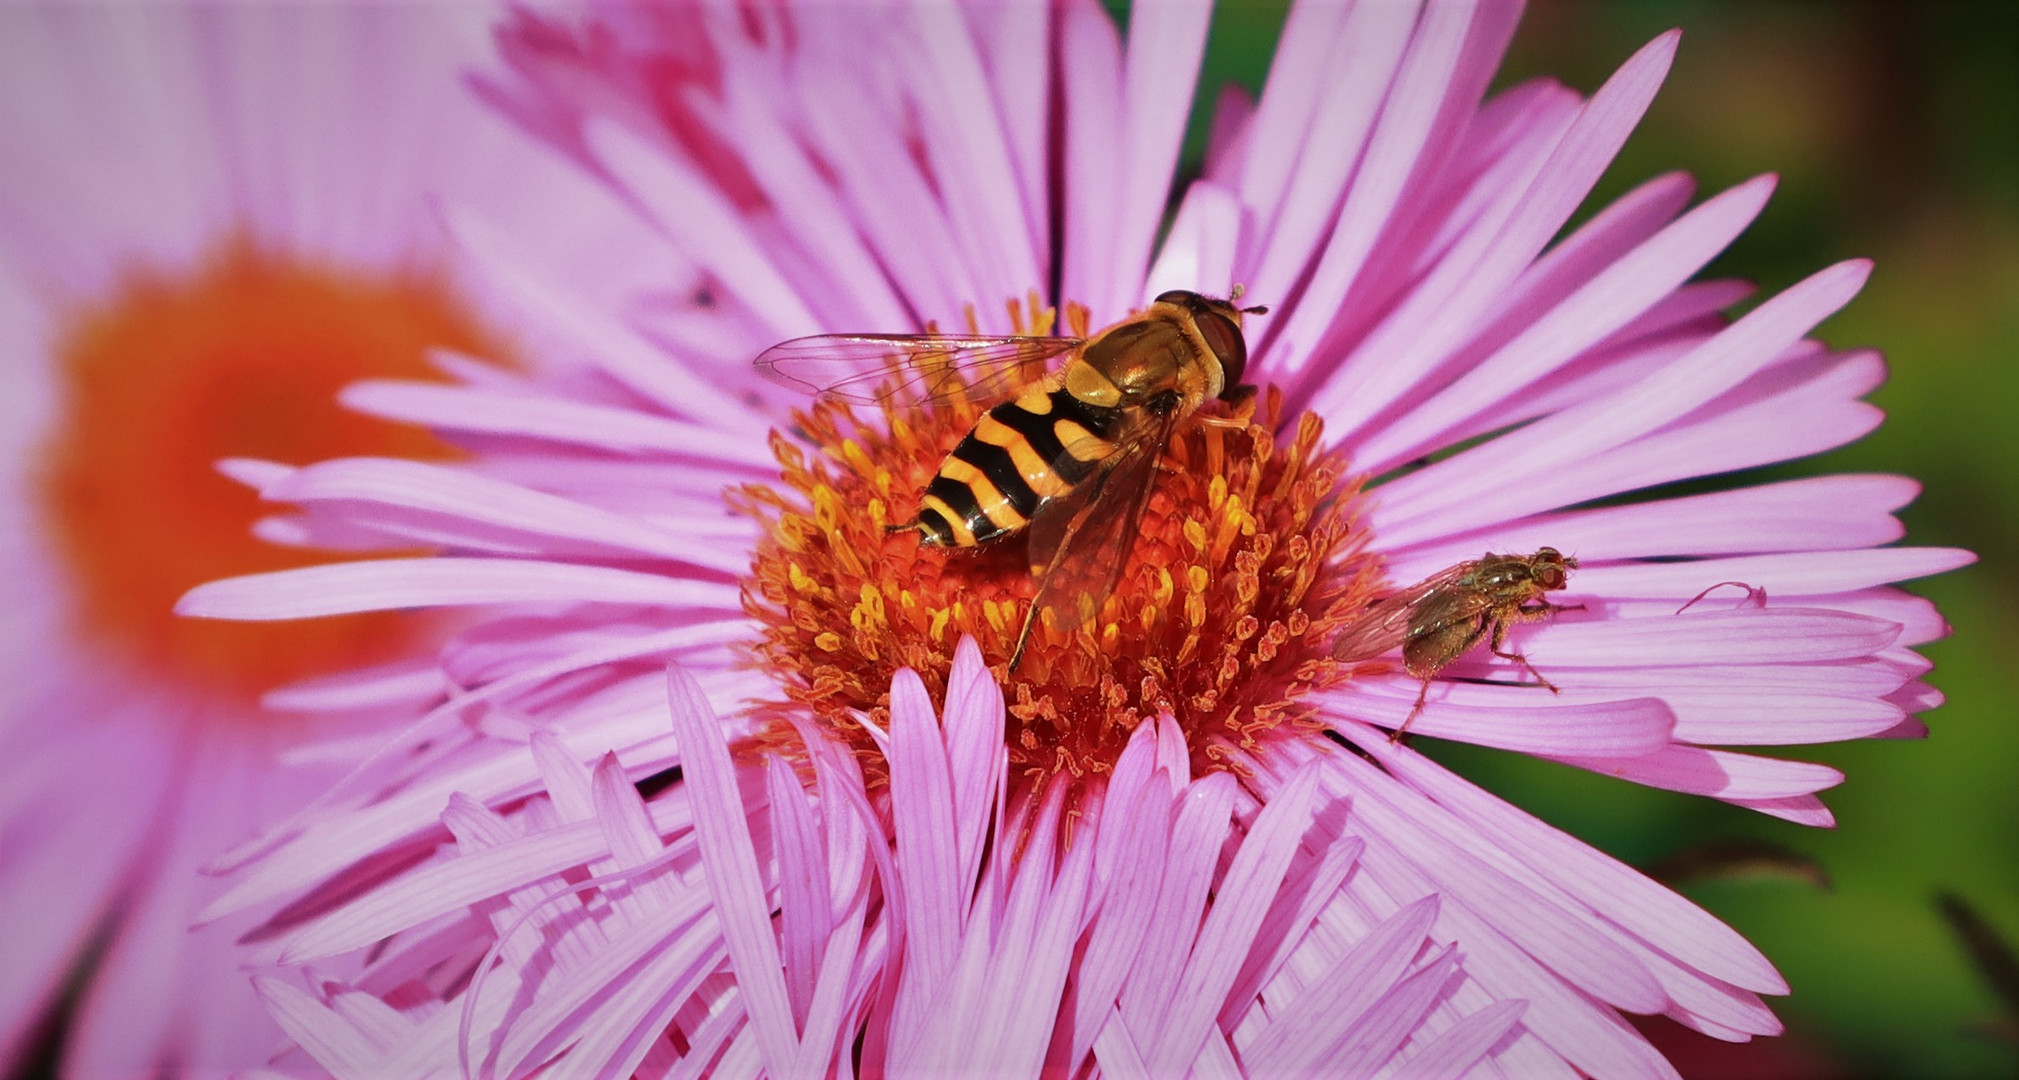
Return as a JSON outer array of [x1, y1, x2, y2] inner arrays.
[[38, 239, 504, 710], [738, 310, 1386, 788]]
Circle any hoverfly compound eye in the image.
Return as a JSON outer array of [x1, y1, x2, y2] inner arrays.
[[1196, 310, 1247, 394], [1154, 289, 1196, 306]]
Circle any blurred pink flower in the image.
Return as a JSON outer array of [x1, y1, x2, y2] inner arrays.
[[0, 5, 655, 1075], [179, 1, 1969, 1076]]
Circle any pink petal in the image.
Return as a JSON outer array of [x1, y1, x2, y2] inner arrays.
[[1519, 608, 1902, 668], [1546, 745, 1843, 802], [1392, 998, 1530, 1079], [1112, 0, 1212, 309], [1322, 687, 1676, 756], [340, 380, 778, 470], [177, 558, 741, 621], [661, 665, 797, 1073], [1146, 762, 1325, 1074], [1376, 259, 1873, 539], [585, 119, 820, 339], [1241, 894, 1442, 1076]]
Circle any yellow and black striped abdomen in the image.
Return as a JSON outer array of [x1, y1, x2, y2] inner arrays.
[[913, 386, 1122, 548]]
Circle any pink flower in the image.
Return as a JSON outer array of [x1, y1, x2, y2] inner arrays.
[[0, 6, 647, 1075], [180, 2, 1969, 1076]]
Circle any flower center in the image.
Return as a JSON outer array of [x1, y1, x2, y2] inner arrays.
[[740, 309, 1384, 788], [38, 239, 503, 709]]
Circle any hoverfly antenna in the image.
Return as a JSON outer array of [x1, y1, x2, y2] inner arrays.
[[1243, 304, 1270, 316]]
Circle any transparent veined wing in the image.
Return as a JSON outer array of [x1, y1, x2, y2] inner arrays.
[[1010, 408, 1181, 667], [1329, 561, 1491, 662], [755, 334, 1082, 406]]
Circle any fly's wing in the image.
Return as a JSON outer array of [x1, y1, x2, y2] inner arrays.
[[1329, 562, 1487, 662], [754, 334, 1081, 406], [1022, 409, 1181, 639]]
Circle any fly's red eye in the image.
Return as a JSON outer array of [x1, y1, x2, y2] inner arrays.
[[1197, 310, 1247, 395], [1537, 566, 1565, 589], [1154, 290, 1195, 306]]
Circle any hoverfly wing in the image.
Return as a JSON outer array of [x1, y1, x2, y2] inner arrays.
[[1023, 410, 1181, 640], [754, 334, 1082, 406], [1329, 562, 1480, 662]]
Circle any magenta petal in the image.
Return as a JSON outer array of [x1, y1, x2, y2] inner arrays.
[[177, 557, 740, 620], [1522, 608, 1901, 668], [1241, 895, 1441, 1075], [1393, 998, 1530, 1079], [660, 665, 797, 1073], [1145, 762, 1325, 1074], [340, 380, 778, 470], [884, 666, 963, 1039], [1323, 686, 1675, 756], [584, 119, 819, 339]]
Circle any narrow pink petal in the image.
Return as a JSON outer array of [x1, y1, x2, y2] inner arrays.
[[177, 557, 740, 620], [1058, 0, 1123, 317], [340, 381, 778, 470], [1329, 944, 1462, 1076], [1359, 173, 1775, 469], [790, 892, 867, 1075], [1323, 687, 1675, 757], [1242, 895, 1441, 1075], [262, 457, 747, 572], [591, 752, 677, 907], [1391, 474, 1918, 568], [1068, 771, 1173, 1068], [990, 799, 1097, 1078], [441, 204, 760, 430], [1244, 0, 1419, 306], [1520, 607, 1901, 670], [1202, 83, 1255, 183], [1311, 31, 1682, 438], [714, 71, 908, 331], [1547, 745, 1843, 801], [262, 657, 446, 713], [1729, 795, 1836, 827], [767, 756, 825, 1027], [940, 637, 1005, 901], [1376, 259, 1873, 537], [885, 667, 962, 1044], [551, 926, 729, 1080], [1655, 687, 1902, 746], [1092, 1007, 1150, 1080], [253, 979, 382, 1080], [1262, 0, 1478, 374], [974, 4, 1051, 260], [795, 58, 976, 328], [1324, 757, 1670, 1013], [1110, 0, 1214, 307], [1572, 548, 1976, 599], [1392, 998, 1529, 1080], [1218, 832, 1366, 1033], [1147, 763, 1325, 1074], [1144, 181, 1243, 301], [662, 664, 797, 1073], [905, 4, 1044, 308], [1231, 0, 1349, 223], [1118, 773, 1237, 1036], [585, 119, 820, 338]]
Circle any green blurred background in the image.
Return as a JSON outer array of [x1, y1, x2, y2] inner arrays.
[[1183, 1, 2018, 1075]]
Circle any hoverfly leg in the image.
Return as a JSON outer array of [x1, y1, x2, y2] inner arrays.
[[1007, 603, 1041, 673]]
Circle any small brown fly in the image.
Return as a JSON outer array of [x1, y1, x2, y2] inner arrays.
[[1330, 547, 1579, 738]]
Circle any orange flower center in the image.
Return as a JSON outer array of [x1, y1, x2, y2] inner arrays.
[[739, 322, 1385, 789], [38, 240, 504, 710]]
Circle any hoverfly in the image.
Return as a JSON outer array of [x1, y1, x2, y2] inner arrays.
[[1330, 547, 1578, 737], [756, 289, 1266, 669]]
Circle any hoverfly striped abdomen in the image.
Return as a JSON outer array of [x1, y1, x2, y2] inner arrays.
[[914, 385, 1124, 548]]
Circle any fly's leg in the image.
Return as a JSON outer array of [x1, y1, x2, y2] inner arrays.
[[1488, 616, 1559, 693], [1389, 677, 1433, 744]]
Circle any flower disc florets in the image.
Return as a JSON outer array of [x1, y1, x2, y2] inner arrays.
[[740, 314, 1383, 788]]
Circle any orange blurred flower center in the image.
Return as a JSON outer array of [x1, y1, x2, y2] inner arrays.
[[740, 312, 1385, 788], [38, 240, 501, 710]]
